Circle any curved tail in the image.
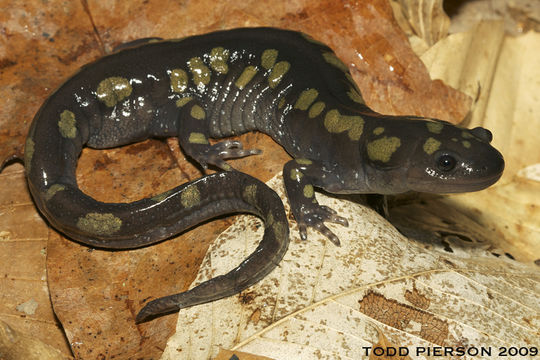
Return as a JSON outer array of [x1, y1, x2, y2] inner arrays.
[[28, 166, 289, 322]]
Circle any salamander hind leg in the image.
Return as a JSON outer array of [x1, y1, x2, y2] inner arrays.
[[283, 159, 349, 246], [178, 101, 261, 171]]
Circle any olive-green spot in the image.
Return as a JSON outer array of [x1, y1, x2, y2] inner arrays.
[[268, 61, 290, 89], [272, 220, 288, 240], [58, 110, 77, 139], [175, 97, 193, 107], [303, 184, 314, 198], [45, 184, 66, 201], [367, 136, 401, 162], [243, 184, 258, 206], [322, 52, 349, 72], [151, 189, 175, 202], [188, 57, 211, 89], [24, 137, 35, 172], [209, 47, 229, 74], [77, 213, 122, 236], [324, 109, 364, 141], [221, 163, 232, 171], [300, 32, 326, 47], [190, 104, 205, 120], [278, 97, 287, 109], [345, 73, 358, 87], [290, 168, 303, 180], [188, 132, 209, 144], [462, 131, 474, 139], [261, 49, 278, 70], [373, 127, 385, 135], [181, 186, 200, 208], [235, 66, 258, 90], [426, 122, 444, 134], [423, 137, 441, 155], [266, 211, 275, 226], [347, 87, 365, 104], [170, 68, 189, 93], [294, 88, 319, 111], [308, 101, 325, 118], [462, 140, 471, 148], [296, 158, 312, 165], [96, 76, 132, 107], [451, 137, 458, 142]]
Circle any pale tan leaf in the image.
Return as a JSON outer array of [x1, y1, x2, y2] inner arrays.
[[0, 320, 70, 360], [161, 176, 539, 360], [392, 0, 451, 45]]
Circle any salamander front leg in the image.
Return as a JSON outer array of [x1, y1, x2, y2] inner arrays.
[[178, 101, 261, 171], [283, 159, 349, 246]]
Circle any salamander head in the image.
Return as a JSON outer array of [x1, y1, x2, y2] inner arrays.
[[362, 119, 505, 194]]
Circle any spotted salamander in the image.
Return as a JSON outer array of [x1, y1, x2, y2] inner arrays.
[[24, 27, 505, 322]]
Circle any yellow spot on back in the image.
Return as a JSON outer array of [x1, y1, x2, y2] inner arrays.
[[209, 47, 229, 74], [221, 163, 232, 171], [290, 168, 303, 180], [303, 184, 314, 198], [181, 186, 200, 208], [190, 104, 205, 119], [423, 137, 441, 155], [268, 61, 290, 89], [373, 127, 384, 135], [175, 97, 193, 107], [58, 110, 77, 139], [294, 88, 319, 110], [188, 57, 211, 89], [308, 101, 325, 118], [235, 66, 258, 90], [462, 131, 474, 139], [170, 68, 188, 93], [278, 97, 287, 109], [462, 140, 471, 148], [426, 122, 444, 134], [151, 189, 175, 202], [324, 109, 364, 141], [367, 136, 401, 162], [77, 213, 122, 236], [322, 52, 349, 72], [24, 137, 35, 172], [96, 77, 132, 107], [261, 49, 278, 70], [188, 132, 208, 144], [45, 184, 66, 201], [296, 158, 312, 165]]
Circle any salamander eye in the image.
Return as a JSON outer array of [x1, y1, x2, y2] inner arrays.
[[436, 154, 456, 172]]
